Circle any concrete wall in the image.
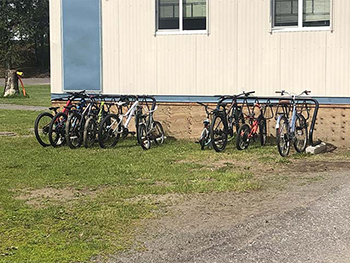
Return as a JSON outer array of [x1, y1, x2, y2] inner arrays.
[[50, 0, 350, 98], [154, 104, 350, 148]]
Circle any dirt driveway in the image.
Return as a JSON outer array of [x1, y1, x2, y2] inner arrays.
[[107, 159, 350, 263]]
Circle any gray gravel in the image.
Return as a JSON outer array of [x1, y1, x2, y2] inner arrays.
[[110, 170, 350, 263], [0, 104, 48, 111], [0, 78, 50, 86]]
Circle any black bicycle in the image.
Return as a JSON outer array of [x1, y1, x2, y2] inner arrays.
[[65, 95, 101, 149], [34, 105, 61, 147], [210, 91, 255, 152], [83, 95, 113, 148], [48, 91, 88, 147]]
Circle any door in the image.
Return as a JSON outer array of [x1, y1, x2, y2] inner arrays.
[[62, 0, 102, 91]]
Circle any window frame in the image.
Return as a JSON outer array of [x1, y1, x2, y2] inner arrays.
[[271, 0, 333, 32], [156, 0, 209, 35]]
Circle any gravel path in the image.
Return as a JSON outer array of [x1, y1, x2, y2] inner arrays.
[[0, 104, 48, 111], [110, 169, 350, 263], [0, 78, 50, 86]]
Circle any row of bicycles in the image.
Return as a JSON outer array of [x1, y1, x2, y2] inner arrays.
[[34, 91, 165, 150], [197, 90, 312, 157]]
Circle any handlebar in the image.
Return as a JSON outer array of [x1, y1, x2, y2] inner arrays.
[[275, 90, 311, 97]]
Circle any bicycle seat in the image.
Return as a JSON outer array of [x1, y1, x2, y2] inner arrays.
[[49, 107, 60, 111], [279, 100, 291, 105], [117, 101, 127, 107]]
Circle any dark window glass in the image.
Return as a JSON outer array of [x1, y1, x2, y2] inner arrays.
[[158, 0, 179, 30], [183, 0, 206, 30], [274, 0, 298, 27], [303, 0, 330, 27]]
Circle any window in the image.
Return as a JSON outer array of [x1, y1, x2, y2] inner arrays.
[[273, 0, 331, 29], [157, 0, 207, 32]]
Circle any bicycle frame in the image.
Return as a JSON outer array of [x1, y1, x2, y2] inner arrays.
[[275, 92, 305, 133], [110, 100, 140, 133]]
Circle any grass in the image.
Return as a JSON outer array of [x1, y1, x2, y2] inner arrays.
[[0, 136, 261, 262], [0, 109, 349, 262], [0, 110, 43, 135], [0, 85, 51, 107]]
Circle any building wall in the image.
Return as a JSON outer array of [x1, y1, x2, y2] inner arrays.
[[51, 0, 350, 98]]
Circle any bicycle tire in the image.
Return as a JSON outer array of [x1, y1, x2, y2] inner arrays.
[[138, 123, 151, 150], [236, 124, 251, 150], [294, 114, 308, 153], [234, 112, 245, 134], [276, 115, 290, 157], [259, 118, 267, 146], [210, 114, 228, 152], [66, 112, 84, 149], [98, 114, 121, 148], [48, 112, 67, 148], [83, 116, 97, 148], [153, 121, 165, 145], [34, 112, 53, 147]]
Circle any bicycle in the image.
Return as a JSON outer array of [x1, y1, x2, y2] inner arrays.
[[210, 91, 255, 152], [83, 95, 113, 148], [48, 91, 88, 147], [137, 96, 165, 150], [275, 90, 310, 157], [65, 95, 102, 149], [34, 104, 61, 147], [236, 100, 269, 150], [196, 102, 213, 150], [98, 95, 142, 148]]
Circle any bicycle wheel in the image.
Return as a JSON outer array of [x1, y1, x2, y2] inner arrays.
[[276, 115, 290, 157], [210, 114, 228, 152], [234, 112, 245, 134], [83, 116, 97, 148], [294, 114, 308, 153], [66, 112, 84, 149], [236, 124, 251, 150], [49, 112, 67, 148], [34, 112, 53, 147], [98, 114, 121, 148], [259, 118, 267, 146], [138, 123, 151, 150], [153, 121, 165, 145]]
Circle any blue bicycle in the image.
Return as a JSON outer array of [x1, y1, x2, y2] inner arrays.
[[275, 90, 310, 157]]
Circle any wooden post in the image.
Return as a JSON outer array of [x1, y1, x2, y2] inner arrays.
[[3, 70, 19, 97]]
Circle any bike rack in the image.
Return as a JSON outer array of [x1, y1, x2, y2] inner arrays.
[[232, 96, 320, 146]]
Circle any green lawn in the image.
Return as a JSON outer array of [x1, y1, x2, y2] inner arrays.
[[0, 85, 51, 107], [0, 109, 349, 262]]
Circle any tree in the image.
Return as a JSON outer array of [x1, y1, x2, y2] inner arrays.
[[0, 0, 49, 72]]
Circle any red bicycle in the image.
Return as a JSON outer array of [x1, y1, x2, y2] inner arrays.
[[236, 103, 267, 150]]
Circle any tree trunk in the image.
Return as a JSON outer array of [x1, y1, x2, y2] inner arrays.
[[3, 70, 19, 97]]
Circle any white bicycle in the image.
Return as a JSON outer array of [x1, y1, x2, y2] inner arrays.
[[97, 96, 143, 148], [137, 102, 165, 150]]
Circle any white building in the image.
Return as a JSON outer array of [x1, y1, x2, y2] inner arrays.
[[50, 0, 350, 145]]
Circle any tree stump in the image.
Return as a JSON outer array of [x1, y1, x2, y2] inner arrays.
[[3, 70, 19, 97]]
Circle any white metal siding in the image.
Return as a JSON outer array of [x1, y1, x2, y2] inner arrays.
[[51, 0, 350, 97], [50, 0, 63, 93]]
